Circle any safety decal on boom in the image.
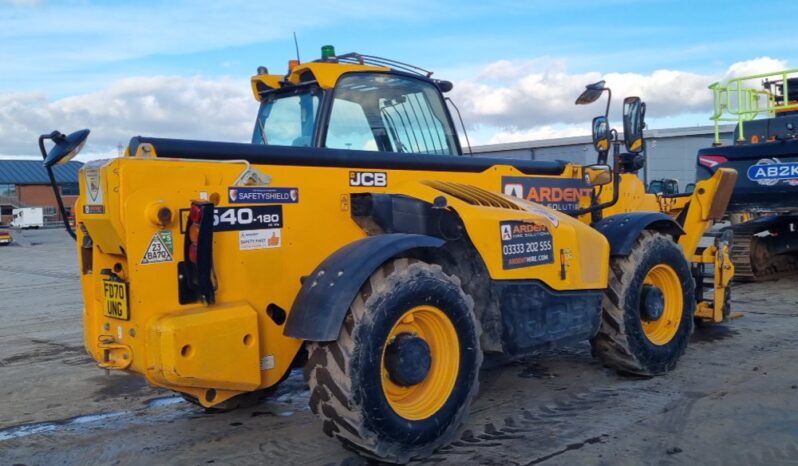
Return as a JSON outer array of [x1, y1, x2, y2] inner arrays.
[[500, 220, 554, 269], [239, 229, 281, 250], [228, 187, 299, 204], [83, 161, 106, 214], [141, 231, 174, 265]]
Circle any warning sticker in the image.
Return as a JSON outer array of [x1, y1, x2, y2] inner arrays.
[[239, 228, 281, 250], [141, 231, 174, 264], [500, 220, 554, 269], [85, 167, 103, 205], [83, 161, 106, 214]]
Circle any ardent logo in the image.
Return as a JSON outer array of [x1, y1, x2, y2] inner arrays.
[[501, 224, 512, 241], [350, 171, 387, 187], [502, 176, 591, 214], [525, 186, 593, 203], [513, 223, 546, 234], [504, 183, 523, 198]]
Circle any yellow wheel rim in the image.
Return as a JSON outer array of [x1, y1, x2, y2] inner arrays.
[[641, 264, 683, 345], [381, 305, 460, 421]]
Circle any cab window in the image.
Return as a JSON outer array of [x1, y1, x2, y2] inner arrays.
[[252, 87, 320, 147], [326, 99, 378, 151], [326, 73, 459, 155]]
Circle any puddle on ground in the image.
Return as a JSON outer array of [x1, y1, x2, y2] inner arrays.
[[145, 396, 185, 408], [0, 411, 126, 442]]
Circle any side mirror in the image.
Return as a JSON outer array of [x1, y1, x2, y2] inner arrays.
[[43, 129, 90, 168], [584, 164, 613, 187], [622, 97, 645, 153], [591, 116, 610, 152]]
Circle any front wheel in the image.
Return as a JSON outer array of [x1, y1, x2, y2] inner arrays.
[[304, 258, 482, 463], [591, 231, 695, 376]]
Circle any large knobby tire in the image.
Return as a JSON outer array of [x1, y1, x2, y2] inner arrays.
[[591, 231, 695, 376], [304, 258, 482, 464]]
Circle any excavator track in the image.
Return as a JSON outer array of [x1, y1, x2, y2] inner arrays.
[[730, 222, 798, 281]]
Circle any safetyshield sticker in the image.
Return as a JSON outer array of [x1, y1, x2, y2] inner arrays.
[[228, 187, 299, 204], [500, 220, 554, 269]]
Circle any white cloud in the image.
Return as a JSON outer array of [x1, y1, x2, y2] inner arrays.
[[0, 57, 790, 159], [453, 56, 790, 144], [723, 57, 787, 80], [0, 76, 254, 158]]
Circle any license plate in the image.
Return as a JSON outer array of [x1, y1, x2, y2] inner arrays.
[[102, 280, 129, 320]]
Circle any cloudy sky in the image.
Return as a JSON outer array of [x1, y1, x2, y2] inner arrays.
[[1, 0, 796, 160]]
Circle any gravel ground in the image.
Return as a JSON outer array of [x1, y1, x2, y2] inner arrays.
[[1, 229, 797, 466]]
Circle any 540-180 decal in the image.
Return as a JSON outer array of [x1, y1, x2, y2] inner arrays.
[[180, 205, 283, 232]]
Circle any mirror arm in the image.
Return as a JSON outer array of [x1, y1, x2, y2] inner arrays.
[[570, 173, 620, 217], [597, 149, 608, 165], [604, 88, 612, 118], [571, 130, 621, 217], [38, 133, 77, 241]]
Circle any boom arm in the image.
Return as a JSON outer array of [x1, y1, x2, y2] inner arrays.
[[672, 168, 737, 259]]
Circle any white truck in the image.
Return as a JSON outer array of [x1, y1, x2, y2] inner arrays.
[[11, 207, 44, 229]]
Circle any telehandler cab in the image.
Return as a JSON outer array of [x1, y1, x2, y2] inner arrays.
[[42, 48, 734, 463]]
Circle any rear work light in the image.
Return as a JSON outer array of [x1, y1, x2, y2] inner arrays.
[[180, 200, 216, 304]]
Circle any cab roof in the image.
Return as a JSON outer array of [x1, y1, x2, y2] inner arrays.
[[250, 52, 441, 101]]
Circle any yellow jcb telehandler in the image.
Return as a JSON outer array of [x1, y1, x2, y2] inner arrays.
[[40, 48, 734, 463]]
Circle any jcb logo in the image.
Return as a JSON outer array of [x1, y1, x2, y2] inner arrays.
[[350, 171, 387, 187]]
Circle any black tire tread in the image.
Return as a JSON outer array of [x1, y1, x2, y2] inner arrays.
[[304, 258, 481, 463], [592, 231, 694, 375]]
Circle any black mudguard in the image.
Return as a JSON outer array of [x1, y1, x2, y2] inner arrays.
[[593, 212, 684, 256], [283, 233, 445, 342]]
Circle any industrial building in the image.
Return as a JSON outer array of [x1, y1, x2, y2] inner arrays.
[[0, 160, 82, 225], [473, 124, 735, 192]]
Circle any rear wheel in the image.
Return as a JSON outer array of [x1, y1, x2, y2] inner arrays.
[[591, 231, 695, 376], [305, 258, 481, 463]]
